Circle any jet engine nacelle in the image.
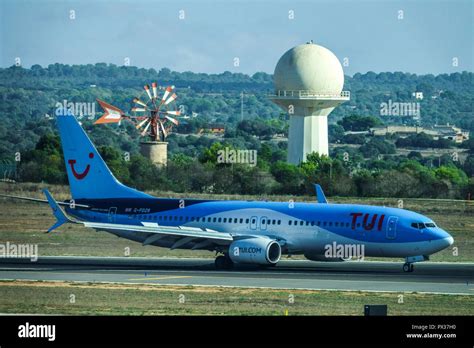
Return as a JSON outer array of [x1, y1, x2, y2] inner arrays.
[[229, 238, 281, 265], [304, 253, 346, 262]]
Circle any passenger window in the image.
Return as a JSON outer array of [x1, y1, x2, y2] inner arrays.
[[323, 222, 327, 226], [277, 220, 281, 225], [218, 218, 222, 223], [223, 218, 227, 223], [272, 220, 276, 225], [289, 221, 292, 226], [213, 218, 217, 222], [246, 219, 249, 223], [240, 218, 243, 223], [300, 221, 304, 226], [306, 221, 309, 226]]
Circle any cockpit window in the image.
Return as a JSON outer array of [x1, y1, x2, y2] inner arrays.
[[411, 222, 424, 229], [411, 222, 437, 229]]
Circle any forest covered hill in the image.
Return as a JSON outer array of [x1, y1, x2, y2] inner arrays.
[[0, 64, 472, 198]]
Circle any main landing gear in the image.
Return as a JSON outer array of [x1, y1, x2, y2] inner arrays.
[[215, 254, 234, 270]]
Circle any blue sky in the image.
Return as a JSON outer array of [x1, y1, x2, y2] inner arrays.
[[1, 0, 472, 75]]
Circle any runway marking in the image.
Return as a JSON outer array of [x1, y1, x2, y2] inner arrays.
[[128, 275, 193, 281], [1, 278, 472, 295], [0, 270, 470, 285]]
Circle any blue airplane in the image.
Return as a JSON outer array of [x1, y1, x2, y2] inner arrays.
[[4, 114, 454, 272]]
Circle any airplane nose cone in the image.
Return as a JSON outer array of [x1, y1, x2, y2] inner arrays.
[[445, 235, 454, 247], [426, 229, 453, 254], [439, 228, 454, 246], [434, 232, 454, 252]]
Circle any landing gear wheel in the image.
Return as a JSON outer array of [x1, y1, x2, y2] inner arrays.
[[403, 263, 414, 273], [215, 255, 233, 270]]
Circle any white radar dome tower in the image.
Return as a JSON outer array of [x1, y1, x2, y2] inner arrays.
[[270, 41, 350, 164]]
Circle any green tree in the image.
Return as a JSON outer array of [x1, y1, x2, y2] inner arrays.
[[270, 161, 304, 194], [337, 115, 381, 131]]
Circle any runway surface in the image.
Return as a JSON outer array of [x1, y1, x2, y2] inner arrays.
[[0, 256, 473, 295]]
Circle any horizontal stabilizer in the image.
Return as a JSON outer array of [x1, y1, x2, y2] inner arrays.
[[0, 193, 89, 208], [43, 189, 73, 232]]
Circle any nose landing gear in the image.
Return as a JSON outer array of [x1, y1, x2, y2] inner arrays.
[[403, 255, 429, 273]]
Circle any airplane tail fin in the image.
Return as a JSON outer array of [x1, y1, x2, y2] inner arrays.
[[56, 114, 151, 200]]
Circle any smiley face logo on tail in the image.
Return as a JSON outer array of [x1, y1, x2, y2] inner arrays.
[[68, 152, 94, 180]]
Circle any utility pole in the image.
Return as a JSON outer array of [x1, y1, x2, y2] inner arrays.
[[240, 91, 244, 121]]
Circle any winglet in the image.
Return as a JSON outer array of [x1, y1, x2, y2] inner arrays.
[[314, 184, 328, 204], [43, 189, 71, 232]]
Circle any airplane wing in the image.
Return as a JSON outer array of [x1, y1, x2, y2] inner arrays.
[[83, 221, 234, 244], [314, 184, 328, 204]]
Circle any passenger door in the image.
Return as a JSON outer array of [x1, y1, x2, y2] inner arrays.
[[386, 216, 398, 239], [108, 207, 117, 223]]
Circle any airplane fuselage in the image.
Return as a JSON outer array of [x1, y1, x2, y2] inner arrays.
[[66, 198, 453, 259]]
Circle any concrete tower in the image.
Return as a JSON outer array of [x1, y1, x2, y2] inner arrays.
[[270, 42, 350, 164], [140, 141, 168, 168]]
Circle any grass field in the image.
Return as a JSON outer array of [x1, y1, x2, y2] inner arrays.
[[0, 183, 473, 261], [0, 280, 472, 315]]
